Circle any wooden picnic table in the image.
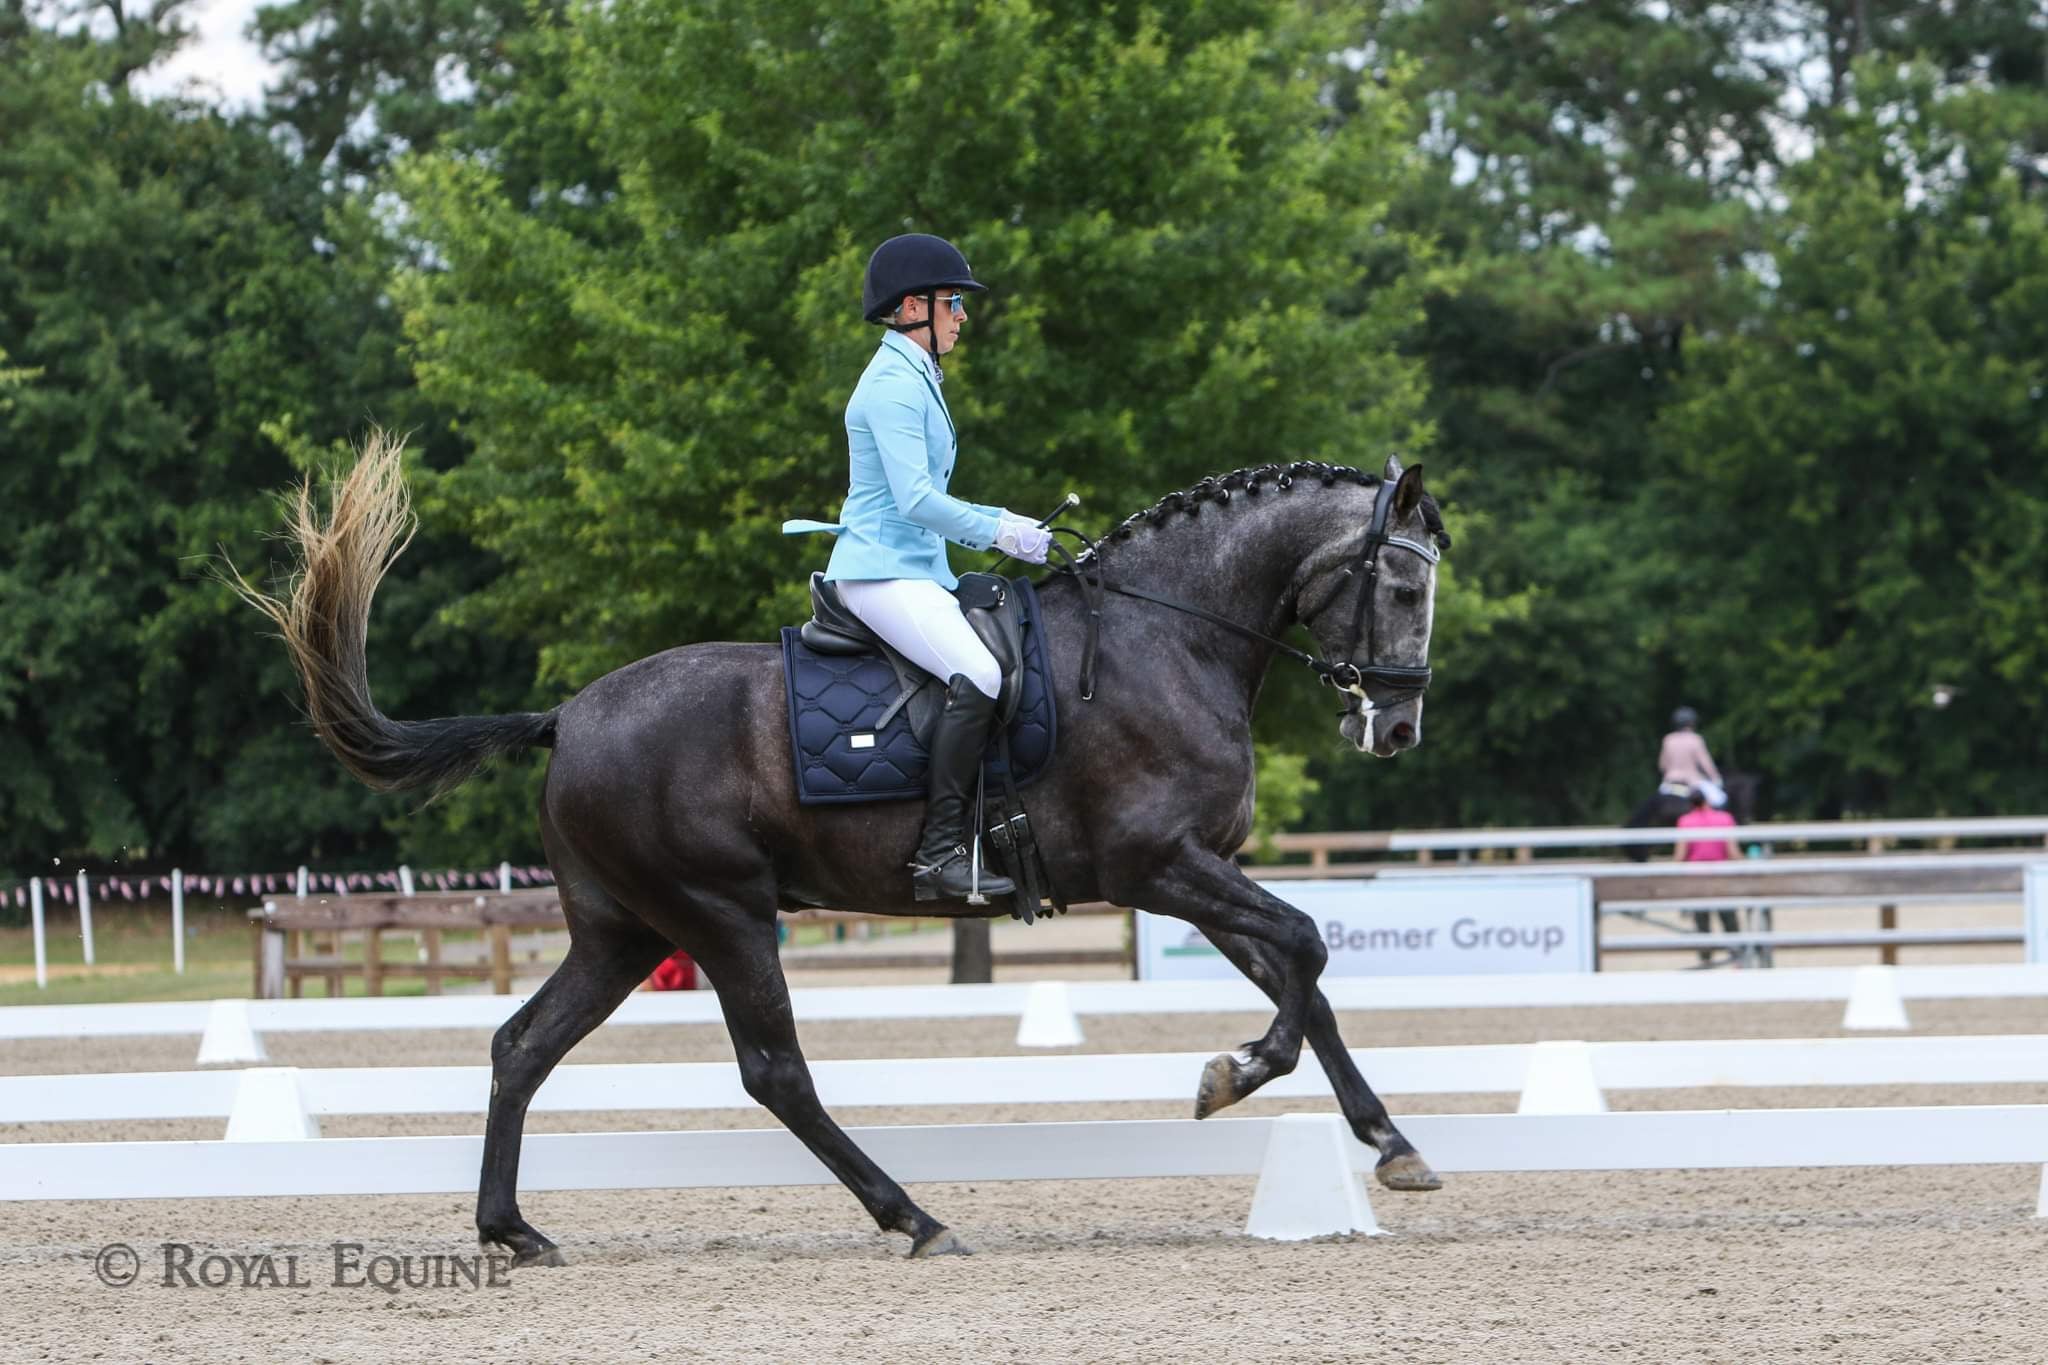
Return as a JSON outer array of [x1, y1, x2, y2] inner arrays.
[[249, 890, 563, 998]]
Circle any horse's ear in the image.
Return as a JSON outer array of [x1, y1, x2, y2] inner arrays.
[[1382, 453, 1404, 481], [1393, 461, 1426, 520]]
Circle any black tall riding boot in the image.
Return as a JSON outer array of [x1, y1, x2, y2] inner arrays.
[[910, 675, 1016, 902]]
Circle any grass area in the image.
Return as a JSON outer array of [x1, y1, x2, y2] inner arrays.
[[0, 903, 443, 1007], [0, 903, 949, 1007], [779, 918, 945, 948], [0, 903, 248, 1007]]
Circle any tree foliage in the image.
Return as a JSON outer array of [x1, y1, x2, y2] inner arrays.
[[1305, 1, 2048, 830], [6, 0, 2048, 882], [0, 11, 538, 870], [398, 0, 1440, 694], [1650, 65, 2048, 814]]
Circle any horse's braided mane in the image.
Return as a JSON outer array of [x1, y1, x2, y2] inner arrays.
[[1077, 459, 1448, 562]]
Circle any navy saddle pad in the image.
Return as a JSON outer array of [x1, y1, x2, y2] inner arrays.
[[779, 577, 1057, 806]]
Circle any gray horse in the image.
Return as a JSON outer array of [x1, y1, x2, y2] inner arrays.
[[233, 434, 1450, 1262]]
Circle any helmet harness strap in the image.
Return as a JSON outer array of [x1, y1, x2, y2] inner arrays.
[[886, 289, 944, 380]]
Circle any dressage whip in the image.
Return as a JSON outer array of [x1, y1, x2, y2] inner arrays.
[[988, 492, 1081, 573]]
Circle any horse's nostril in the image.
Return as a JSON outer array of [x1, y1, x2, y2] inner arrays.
[[1389, 721, 1417, 746]]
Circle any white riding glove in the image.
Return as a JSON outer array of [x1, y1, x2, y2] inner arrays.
[[994, 512, 1052, 564]]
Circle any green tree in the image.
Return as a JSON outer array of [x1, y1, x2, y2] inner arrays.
[[1302, 1, 1784, 830], [1649, 64, 2048, 814], [398, 0, 1443, 711], [0, 13, 539, 871], [253, 0, 551, 177]]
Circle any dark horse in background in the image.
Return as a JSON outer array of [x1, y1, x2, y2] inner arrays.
[[1621, 771, 1763, 862], [233, 434, 1450, 1263]]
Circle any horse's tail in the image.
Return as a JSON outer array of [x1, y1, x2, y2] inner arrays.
[[226, 429, 557, 796]]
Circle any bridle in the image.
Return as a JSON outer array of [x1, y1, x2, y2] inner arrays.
[[1294, 476, 1442, 708], [1046, 475, 1445, 709]]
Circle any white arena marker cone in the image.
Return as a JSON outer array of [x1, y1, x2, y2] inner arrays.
[[1245, 1113, 1382, 1241], [224, 1068, 319, 1141], [2036, 1166, 2048, 1219], [1516, 1040, 1608, 1115], [1842, 964, 1910, 1031], [1014, 979, 1085, 1048], [195, 998, 268, 1066]]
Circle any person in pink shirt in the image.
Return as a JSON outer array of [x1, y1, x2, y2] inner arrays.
[[1677, 786, 1740, 955]]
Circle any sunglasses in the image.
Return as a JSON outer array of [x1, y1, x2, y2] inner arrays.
[[929, 291, 966, 317]]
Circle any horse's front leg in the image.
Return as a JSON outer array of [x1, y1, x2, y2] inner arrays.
[[1128, 843, 1328, 1118], [1197, 925, 1442, 1192]]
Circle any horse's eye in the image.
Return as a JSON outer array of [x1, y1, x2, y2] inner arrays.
[[1394, 586, 1421, 607]]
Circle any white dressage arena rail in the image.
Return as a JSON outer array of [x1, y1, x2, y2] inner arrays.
[[9, 1033, 2048, 1129], [10, 1034, 2048, 1236], [1265, 815, 2048, 856], [7, 962, 2048, 1061], [6, 1108, 2048, 1240]]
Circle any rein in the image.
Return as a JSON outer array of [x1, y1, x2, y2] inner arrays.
[[1041, 479, 1445, 709]]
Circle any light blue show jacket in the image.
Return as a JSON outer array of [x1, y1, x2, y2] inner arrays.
[[782, 330, 1004, 589]]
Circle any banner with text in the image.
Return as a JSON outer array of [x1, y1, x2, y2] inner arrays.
[[1135, 876, 1596, 979]]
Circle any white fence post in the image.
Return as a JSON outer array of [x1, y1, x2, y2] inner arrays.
[[2026, 865, 2048, 963], [75, 870, 93, 966], [499, 862, 513, 894], [1516, 1040, 1608, 1115], [29, 877, 47, 989], [296, 865, 309, 900], [1842, 965, 1910, 1030], [1245, 1113, 1381, 1240], [224, 1069, 318, 1141], [1015, 980, 1085, 1048], [196, 998, 268, 1066], [399, 865, 415, 896], [171, 869, 185, 975]]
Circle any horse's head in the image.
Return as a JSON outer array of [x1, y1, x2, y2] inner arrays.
[[1295, 455, 1444, 758]]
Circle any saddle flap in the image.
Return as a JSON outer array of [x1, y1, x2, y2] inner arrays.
[[954, 571, 1025, 727], [778, 576, 1058, 808]]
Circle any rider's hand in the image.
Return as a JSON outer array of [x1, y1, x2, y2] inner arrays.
[[995, 512, 1051, 564]]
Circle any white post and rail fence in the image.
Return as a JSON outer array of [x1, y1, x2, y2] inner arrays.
[[0, 961, 2040, 1065], [8, 818, 2048, 991], [8, 1032, 2048, 1238]]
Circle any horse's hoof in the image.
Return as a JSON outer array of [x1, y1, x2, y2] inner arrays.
[[910, 1226, 974, 1258], [480, 1219, 565, 1267], [1194, 1052, 1244, 1120], [1375, 1150, 1443, 1192]]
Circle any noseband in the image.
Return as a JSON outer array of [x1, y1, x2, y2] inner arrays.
[[1047, 475, 1444, 706]]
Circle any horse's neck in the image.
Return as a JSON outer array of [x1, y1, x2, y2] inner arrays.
[[1075, 490, 1345, 700]]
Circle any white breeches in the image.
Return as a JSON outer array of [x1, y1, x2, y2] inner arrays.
[[837, 578, 1001, 700]]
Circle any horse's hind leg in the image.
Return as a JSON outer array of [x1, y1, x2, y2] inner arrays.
[[1197, 926, 1442, 1192], [693, 906, 967, 1258], [476, 871, 672, 1266]]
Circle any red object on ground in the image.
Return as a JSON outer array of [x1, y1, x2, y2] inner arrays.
[[646, 949, 696, 991]]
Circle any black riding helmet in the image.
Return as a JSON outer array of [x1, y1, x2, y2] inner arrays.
[[861, 233, 986, 376], [1671, 706, 1699, 729]]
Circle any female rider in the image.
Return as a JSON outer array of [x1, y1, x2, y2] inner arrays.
[[785, 233, 1051, 901]]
